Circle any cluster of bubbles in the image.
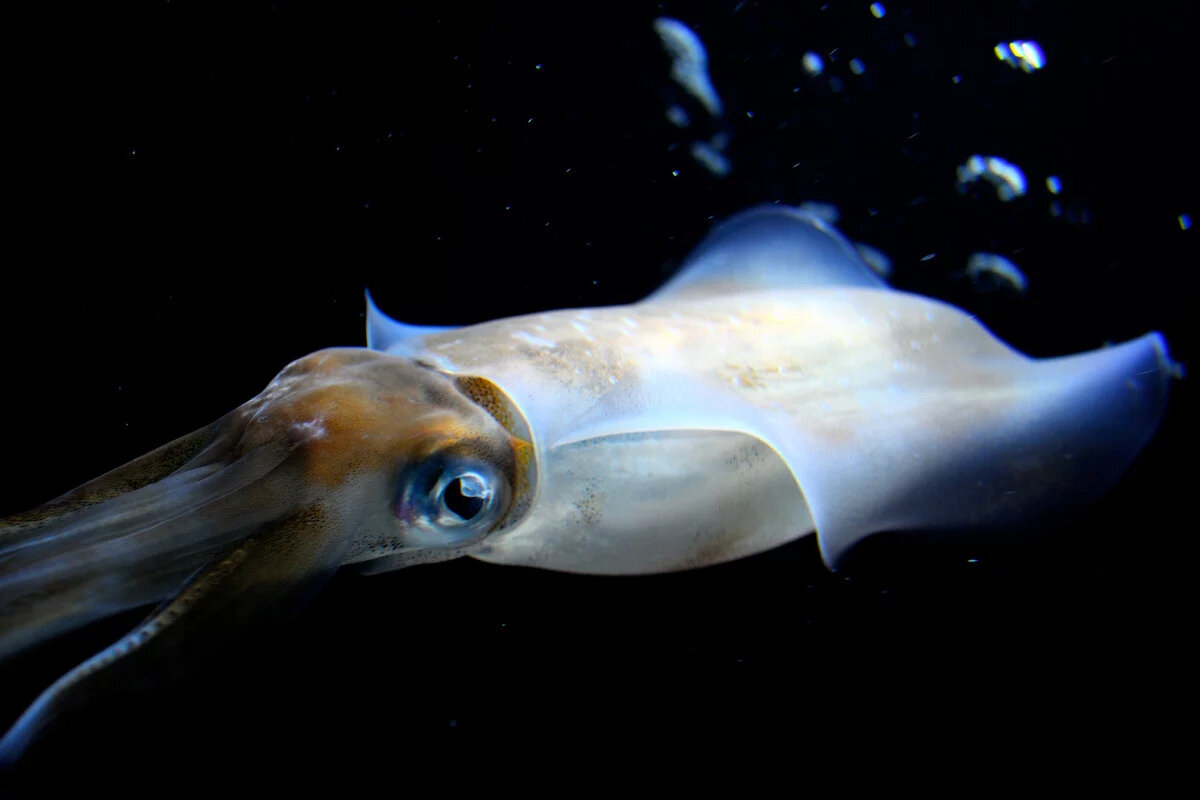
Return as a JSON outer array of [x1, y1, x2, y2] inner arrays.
[[800, 49, 869, 89], [654, 17, 731, 177], [993, 40, 1046, 73], [651, 17, 1181, 296]]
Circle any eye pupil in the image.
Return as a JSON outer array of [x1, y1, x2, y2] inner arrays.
[[443, 476, 486, 520]]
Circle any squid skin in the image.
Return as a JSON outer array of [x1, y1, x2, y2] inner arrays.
[[0, 205, 1175, 764]]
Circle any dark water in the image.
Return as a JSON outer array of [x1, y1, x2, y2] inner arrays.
[[3, 1, 1196, 789]]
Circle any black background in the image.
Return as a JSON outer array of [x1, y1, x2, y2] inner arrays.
[[2, 0, 1196, 791]]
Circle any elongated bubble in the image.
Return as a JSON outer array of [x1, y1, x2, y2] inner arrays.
[[654, 18, 723, 117]]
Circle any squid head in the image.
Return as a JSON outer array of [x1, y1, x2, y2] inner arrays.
[[0, 348, 533, 761]]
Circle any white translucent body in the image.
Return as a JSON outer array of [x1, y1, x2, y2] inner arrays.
[[370, 206, 1171, 572]]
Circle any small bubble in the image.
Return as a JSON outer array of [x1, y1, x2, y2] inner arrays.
[[666, 104, 690, 127], [854, 242, 892, 277], [799, 201, 839, 224], [966, 252, 1028, 293], [690, 141, 730, 176], [956, 154, 1027, 201]]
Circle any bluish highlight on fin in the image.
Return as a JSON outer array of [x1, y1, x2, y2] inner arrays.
[[365, 290, 459, 354], [645, 205, 885, 303]]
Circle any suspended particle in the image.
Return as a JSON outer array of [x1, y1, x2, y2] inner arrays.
[[870, 3, 887, 19], [849, 58, 866, 75], [1046, 175, 1062, 195], [1179, 213, 1192, 231], [803, 51, 825, 76]]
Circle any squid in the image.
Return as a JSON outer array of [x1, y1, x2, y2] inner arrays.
[[0, 206, 1174, 762]]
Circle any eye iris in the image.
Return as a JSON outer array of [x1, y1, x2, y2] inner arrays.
[[442, 475, 486, 520]]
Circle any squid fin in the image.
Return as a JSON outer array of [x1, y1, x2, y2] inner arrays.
[[365, 290, 459, 354], [645, 204, 885, 303]]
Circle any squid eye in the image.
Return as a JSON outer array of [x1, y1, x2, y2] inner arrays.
[[395, 455, 509, 545], [435, 471, 491, 524]]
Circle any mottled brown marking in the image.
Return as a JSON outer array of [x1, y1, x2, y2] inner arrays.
[[454, 375, 536, 532], [229, 349, 514, 490]]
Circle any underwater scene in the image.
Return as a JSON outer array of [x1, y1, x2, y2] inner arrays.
[[2, 1, 1196, 789]]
